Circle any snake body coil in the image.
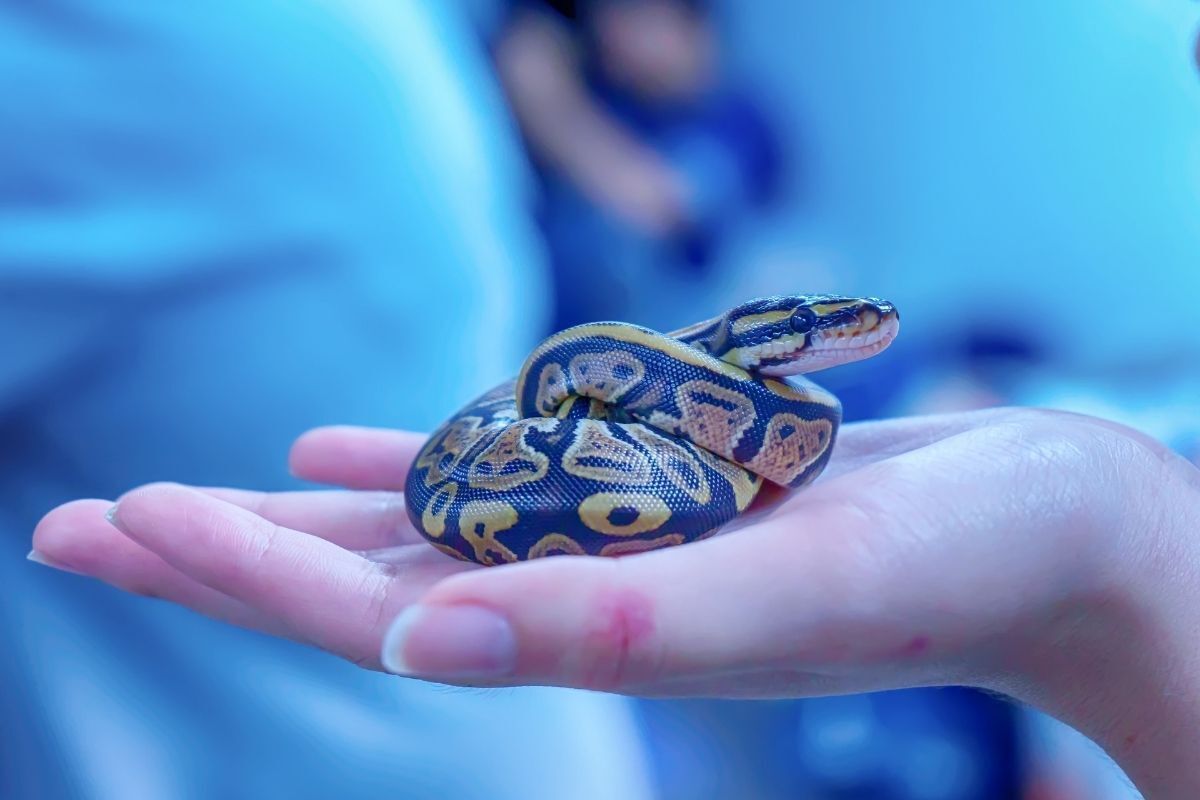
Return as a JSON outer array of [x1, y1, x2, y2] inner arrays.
[[405, 295, 898, 566]]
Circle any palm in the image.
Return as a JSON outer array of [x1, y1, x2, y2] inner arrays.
[[34, 409, 1175, 684], [29, 412, 1047, 672]]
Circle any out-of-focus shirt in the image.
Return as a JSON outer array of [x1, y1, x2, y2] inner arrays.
[[0, 2, 651, 798]]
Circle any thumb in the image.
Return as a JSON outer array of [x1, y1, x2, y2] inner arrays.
[[377, 496, 961, 695]]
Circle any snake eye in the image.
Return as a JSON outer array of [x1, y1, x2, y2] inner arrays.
[[789, 308, 816, 333]]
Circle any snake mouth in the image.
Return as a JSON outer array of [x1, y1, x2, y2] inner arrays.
[[757, 309, 900, 376]]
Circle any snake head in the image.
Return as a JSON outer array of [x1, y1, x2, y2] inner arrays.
[[713, 295, 900, 376]]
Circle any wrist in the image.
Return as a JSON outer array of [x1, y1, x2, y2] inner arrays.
[[999, 437, 1200, 797]]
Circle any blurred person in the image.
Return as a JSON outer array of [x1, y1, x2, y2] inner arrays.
[[490, 0, 784, 333], [2, 2, 652, 798], [30, 409, 1200, 800]]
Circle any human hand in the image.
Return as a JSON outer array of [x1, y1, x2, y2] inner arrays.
[[31, 410, 1200, 796], [578, 148, 691, 236], [379, 409, 1198, 798]]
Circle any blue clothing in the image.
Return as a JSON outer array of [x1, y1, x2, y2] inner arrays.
[[534, 81, 783, 334], [0, 2, 650, 798], [534, 84, 784, 334], [483, 2, 783, 335]]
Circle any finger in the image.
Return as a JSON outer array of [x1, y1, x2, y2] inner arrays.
[[289, 426, 427, 490], [193, 488, 423, 550], [381, 506, 933, 692], [108, 483, 413, 664], [31, 500, 272, 633]]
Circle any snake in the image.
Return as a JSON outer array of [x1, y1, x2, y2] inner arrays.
[[404, 295, 899, 566]]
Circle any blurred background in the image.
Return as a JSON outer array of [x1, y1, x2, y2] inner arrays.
[[4, 0, 1199, 798]]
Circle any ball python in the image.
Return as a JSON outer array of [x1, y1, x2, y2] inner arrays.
[[404, 295, 899, 566]]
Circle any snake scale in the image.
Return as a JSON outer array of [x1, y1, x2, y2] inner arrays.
[[405, 295, 899, 566]]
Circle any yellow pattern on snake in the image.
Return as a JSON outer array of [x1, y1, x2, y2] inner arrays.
[[405, 295, 899, 565]]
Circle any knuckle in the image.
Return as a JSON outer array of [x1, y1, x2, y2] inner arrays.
[[350, 569, 396, 666], [244, 520, 285, 574]]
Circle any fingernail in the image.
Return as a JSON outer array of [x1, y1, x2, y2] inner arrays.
[[104, 504, 127, 533], [381, 604, 517, 679], [26, 549, 82, 575]]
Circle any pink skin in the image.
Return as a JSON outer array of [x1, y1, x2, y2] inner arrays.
[[30, 411, 1200, 797]]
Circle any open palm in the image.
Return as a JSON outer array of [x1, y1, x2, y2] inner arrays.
[[31, 408, 1200, 796]]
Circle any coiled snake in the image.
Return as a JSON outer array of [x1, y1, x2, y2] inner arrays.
[[405, 295, 899, 566]]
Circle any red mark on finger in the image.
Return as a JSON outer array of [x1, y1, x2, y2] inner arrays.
[[899, 635, 931, 658], [579, 586, 658, 690]]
